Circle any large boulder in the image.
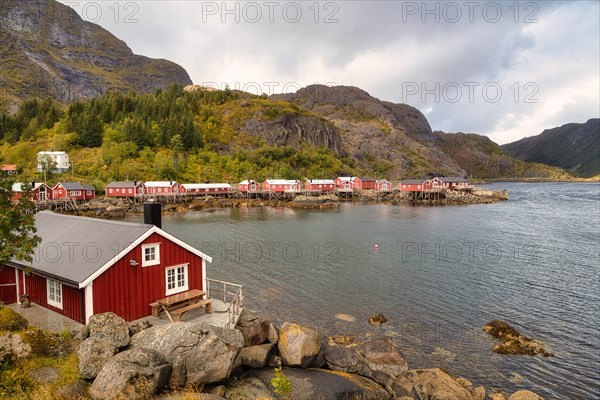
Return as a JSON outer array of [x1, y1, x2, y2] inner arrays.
[[323, 342, 363, 373], [130, 322, 244, 387], [237, 343, 275, 368], [235, 310, 271, 346], [88, 312, 130, 349], [0, 333, 32, 363], [89, 347, 172, 400], [77, 337, 117, 380], [390, 368, 484, 400], [55, 381, 90, 400], [278, 323, 323, 368], [355, 337, 408, 382], [508, 390, 544, 400]]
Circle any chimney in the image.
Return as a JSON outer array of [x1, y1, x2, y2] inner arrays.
[[144, 202, 162, 229]]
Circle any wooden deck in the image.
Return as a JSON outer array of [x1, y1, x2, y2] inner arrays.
[[133, 299, 242, 328]]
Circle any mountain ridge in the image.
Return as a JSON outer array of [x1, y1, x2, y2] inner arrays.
[[501, 119, 599, 178], [0, 0, 192, 104]]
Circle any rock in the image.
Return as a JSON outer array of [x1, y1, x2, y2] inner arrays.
[[230, 367, 391, 400], [237, 343, 275, 368], [483, 320, 553, 357], [77, 337, 117, 380], [236, 310, 270, 346], [28, 366, 60, 384], [89, 347, 172, 400], [278, 323, 323, 368], [210, 385, 226, 397], [224, 377, 275, 400], [129, 320, 153, 336], [155, 394, 226, 400], [0, 307, 28, 331], [267, 354, 282, 367], [456, 377, 473, 391], [390, 368, 476, 400], [368, 314, 388, 326], [88, 312, 130, 349], [266, 322, 279, 344], [356, 337, 407, 382], [55, 380, 90, 400], [331, 335, 355, 346], [473, 386, 486, 400], [508, 390, 544, 400], [490, 392, 509, 400], [0, 333, 32, 362], [130, 322, 244, 387], [323, 342, 363, 373]]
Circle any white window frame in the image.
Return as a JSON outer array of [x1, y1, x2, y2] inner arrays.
[[47, 279, 63, 309], [142, 243, 161, 267], [165, 264, 189, 295]]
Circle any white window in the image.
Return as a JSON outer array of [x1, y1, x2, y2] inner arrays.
[[142, 243, 161, 267], [158, 188, 162, 193], [108, 189, 113, 194], [128, 189, 133, 194], [165, 264, 188, 295], [47, 280, 63, 309]]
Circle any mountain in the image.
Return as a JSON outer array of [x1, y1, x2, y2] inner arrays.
[[0, 0, 192, 104], [501, 119, 600, 178], [273, 85, 465, 178], [433, 131, 573, 180]]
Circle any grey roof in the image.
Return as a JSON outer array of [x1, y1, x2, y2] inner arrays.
[[81, 184, 95, 191], [105, 181, 141, 188], [401, 179, 428, 184], [57, 182, 86, 190], [12, 212, 153, 286], [438, 176, 468, 183]]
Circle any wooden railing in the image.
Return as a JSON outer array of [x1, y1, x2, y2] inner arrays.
[[205, 278, 244, 328]]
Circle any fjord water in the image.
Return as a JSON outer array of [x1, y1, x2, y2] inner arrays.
[[135, 183, 599, 398]]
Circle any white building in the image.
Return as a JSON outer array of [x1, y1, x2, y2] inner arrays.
[[37, 151, 70, 173]]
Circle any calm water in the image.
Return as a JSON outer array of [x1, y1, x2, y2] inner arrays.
[[130, 183, 600, 399]]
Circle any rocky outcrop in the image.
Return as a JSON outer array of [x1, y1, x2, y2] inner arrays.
[[274, 84, 465, 179], [508, 390, 545, 400], [89, 348, 172, 400], [0, 306, 29, 331], [0, 0, 191, 103], [483, 320, 553, 357], [235, 310, 273, 347], [28, 366, 60, 384], [277, 323, 323, 368], [55, 380, 90, 400], [129, 322, 244, 387], [390, 368, 485, 400], [0, 333, 32, 362], [77, 336, 117, 380], [88, 312, 130, 349], [243, 113, 344, 156], [229, 367, 391, 400]]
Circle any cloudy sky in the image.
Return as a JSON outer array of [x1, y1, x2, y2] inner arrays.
[[61, 0, 599, 144]]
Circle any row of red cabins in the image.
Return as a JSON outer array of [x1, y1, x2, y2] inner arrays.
[[240, 177, 392, 193], [12, 182, 96, 203]]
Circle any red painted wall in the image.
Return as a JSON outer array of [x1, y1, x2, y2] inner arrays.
[[91, 232, 205, 321], [25, 273, 84, 323], [0, 267, 17, 304]]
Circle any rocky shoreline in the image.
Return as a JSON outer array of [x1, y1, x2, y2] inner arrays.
[[70, 189, 509, 219], [0, 306, 548, 400]]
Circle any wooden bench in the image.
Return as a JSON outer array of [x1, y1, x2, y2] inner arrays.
[[170, 299, 214, 322]]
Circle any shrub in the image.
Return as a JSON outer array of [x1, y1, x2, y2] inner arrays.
[[0, 307, 28, 332]]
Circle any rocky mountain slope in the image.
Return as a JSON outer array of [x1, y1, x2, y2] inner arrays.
[[501, 119, 599, 178], [433, 131, 573, 180], [0, 0, 191, 104], [273, 85, 465, 178]]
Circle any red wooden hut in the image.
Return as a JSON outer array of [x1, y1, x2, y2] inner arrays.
[[335, 177, 354, 190], [263, 179, 301, 192], [0, 210, 213, 323], [352, 177, 376, 190], [400, 179, 429, 192], [181, 183, 232, 195], [239, 180, 260, 193], [376, 179, 392, 191], [144, 181, 180, 195], [105, 181, 145, 198], [304, 179, 336, 192], [11, 182, 52, 203], [52, 182, 95, 202]]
